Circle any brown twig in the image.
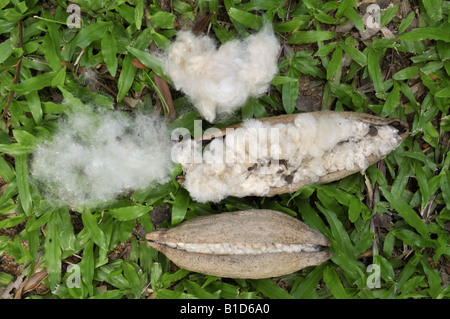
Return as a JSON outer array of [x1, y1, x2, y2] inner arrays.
[[1, 20, 23, 122]]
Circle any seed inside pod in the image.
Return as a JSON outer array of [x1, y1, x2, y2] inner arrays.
[[175, 111, 409, 203], [146, 209, 332, 279]]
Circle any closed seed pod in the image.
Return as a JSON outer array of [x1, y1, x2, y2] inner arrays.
[[175, 111, 409, 203], [146, 209, 332, 279]]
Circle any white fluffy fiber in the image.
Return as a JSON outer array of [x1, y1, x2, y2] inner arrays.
[[178, 113, 403, 203], [30, 107, 174, 208], [164, 25, 280, 123]]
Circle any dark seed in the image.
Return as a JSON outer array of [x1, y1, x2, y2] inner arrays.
[[248, 163, 257, 171], [368, 125, 378, 136], [284, 175, 294, 184]]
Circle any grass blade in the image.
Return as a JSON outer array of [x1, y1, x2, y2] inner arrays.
[[380, 187, 429, 239], [249, 279, 293, 299], [323, 266, 348, 299], [288, 31, 337, 44], [81, 210, 108, 250], [172, 188, 190, 226], [15, 154, 32, 215], [117, 54, 137, 101], [107, 205, 151, 222], [367, 49, 384, 95], [101, 29, 118, 77], [45, 211, 62, 291], [291, 263, 326, 298], [80, 240, 95, 296]]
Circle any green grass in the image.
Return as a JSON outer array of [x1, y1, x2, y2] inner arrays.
[[0, 0, 449, 299]]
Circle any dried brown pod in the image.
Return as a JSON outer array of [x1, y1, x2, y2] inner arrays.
[[146, 209, 332, 279], [175, 112, 409, 202]]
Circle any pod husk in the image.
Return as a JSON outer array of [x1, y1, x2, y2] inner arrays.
[[146, 209, 332, 279], [181, 111, 409, 196]]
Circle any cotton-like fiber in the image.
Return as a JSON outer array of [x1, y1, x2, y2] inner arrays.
[[30, 107, 174, 208], [164, 25, 280, 123], [177, 113, 404, 203]]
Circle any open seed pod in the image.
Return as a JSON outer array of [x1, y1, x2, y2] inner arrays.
[[174, 111, 409, 203], [146, 209, 332, 279]]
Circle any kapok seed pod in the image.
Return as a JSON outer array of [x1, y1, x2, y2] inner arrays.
[[146, 209, 332, 279], [176, 111, 409, 203]]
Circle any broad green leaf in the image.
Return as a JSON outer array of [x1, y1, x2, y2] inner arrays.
[[25, 90, 42, 124], [271, 76, 298, 85], [0, 180, 17, 207], [42, 20, 61, 71], [0, 272, 13, 287], [391, 228, 435, 248], [0, 39, 13, 64], [380, 187, 429, 239], [183, 280, 218, 299], [344, 7, 364, 31], [123, 262, 142, 298], [0, 212, 25, 228], [367, 49, 384, 94], [213, 24, 235, 43], [55, 207, 76, 251], [11, 72, 56, 94], [51, 66, 66, 87], [327, 46, 342, 80], [134, 0, 143, 30], [288, 31, 337, 44], [172, 187, 190, 226], [383, 231, 395, 259], [381, 81, 400, 117], [282, 73, 299, 114], [341, 43, 367, 66], [126, 46, 164, 78], [420, 259, 442, 298], [380, 3, 398, 27], [348, 196, 361, 222], [292, 52, 325, 78], [400, 28, 450, 42], [107, 205, 151, 221], [315, 41, 338, 57], [397, 252, 421, 292], [398, 12, 415, 34], [336, 0, 355, 18], [441, 171, 450, 210], [13, 130, 39, 147], [45, 211, 62, 291], [160, 269, 190, 289], [0, 143, 34, 156], [273, 16, 308, 33], [228, 7, 264, 30], [392, 66, 419, 80], [323, 266, 348, 299], [316, 201, 363, 281], [249, 279, 293, 299], [81, 210, 108, 250], [291, 263, 326, 298], [422, 0, 443, 23], [101, 29, 118, 77], [435, 87, 450, 98], [80, 240, 95, 296], [117, 54, 137, 101], [74, 21, 112, 48], [15, 154, 32, 215], [150, 11, 175, 29], [295, 199, 331, 238], [173, 0, 193, 13]]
